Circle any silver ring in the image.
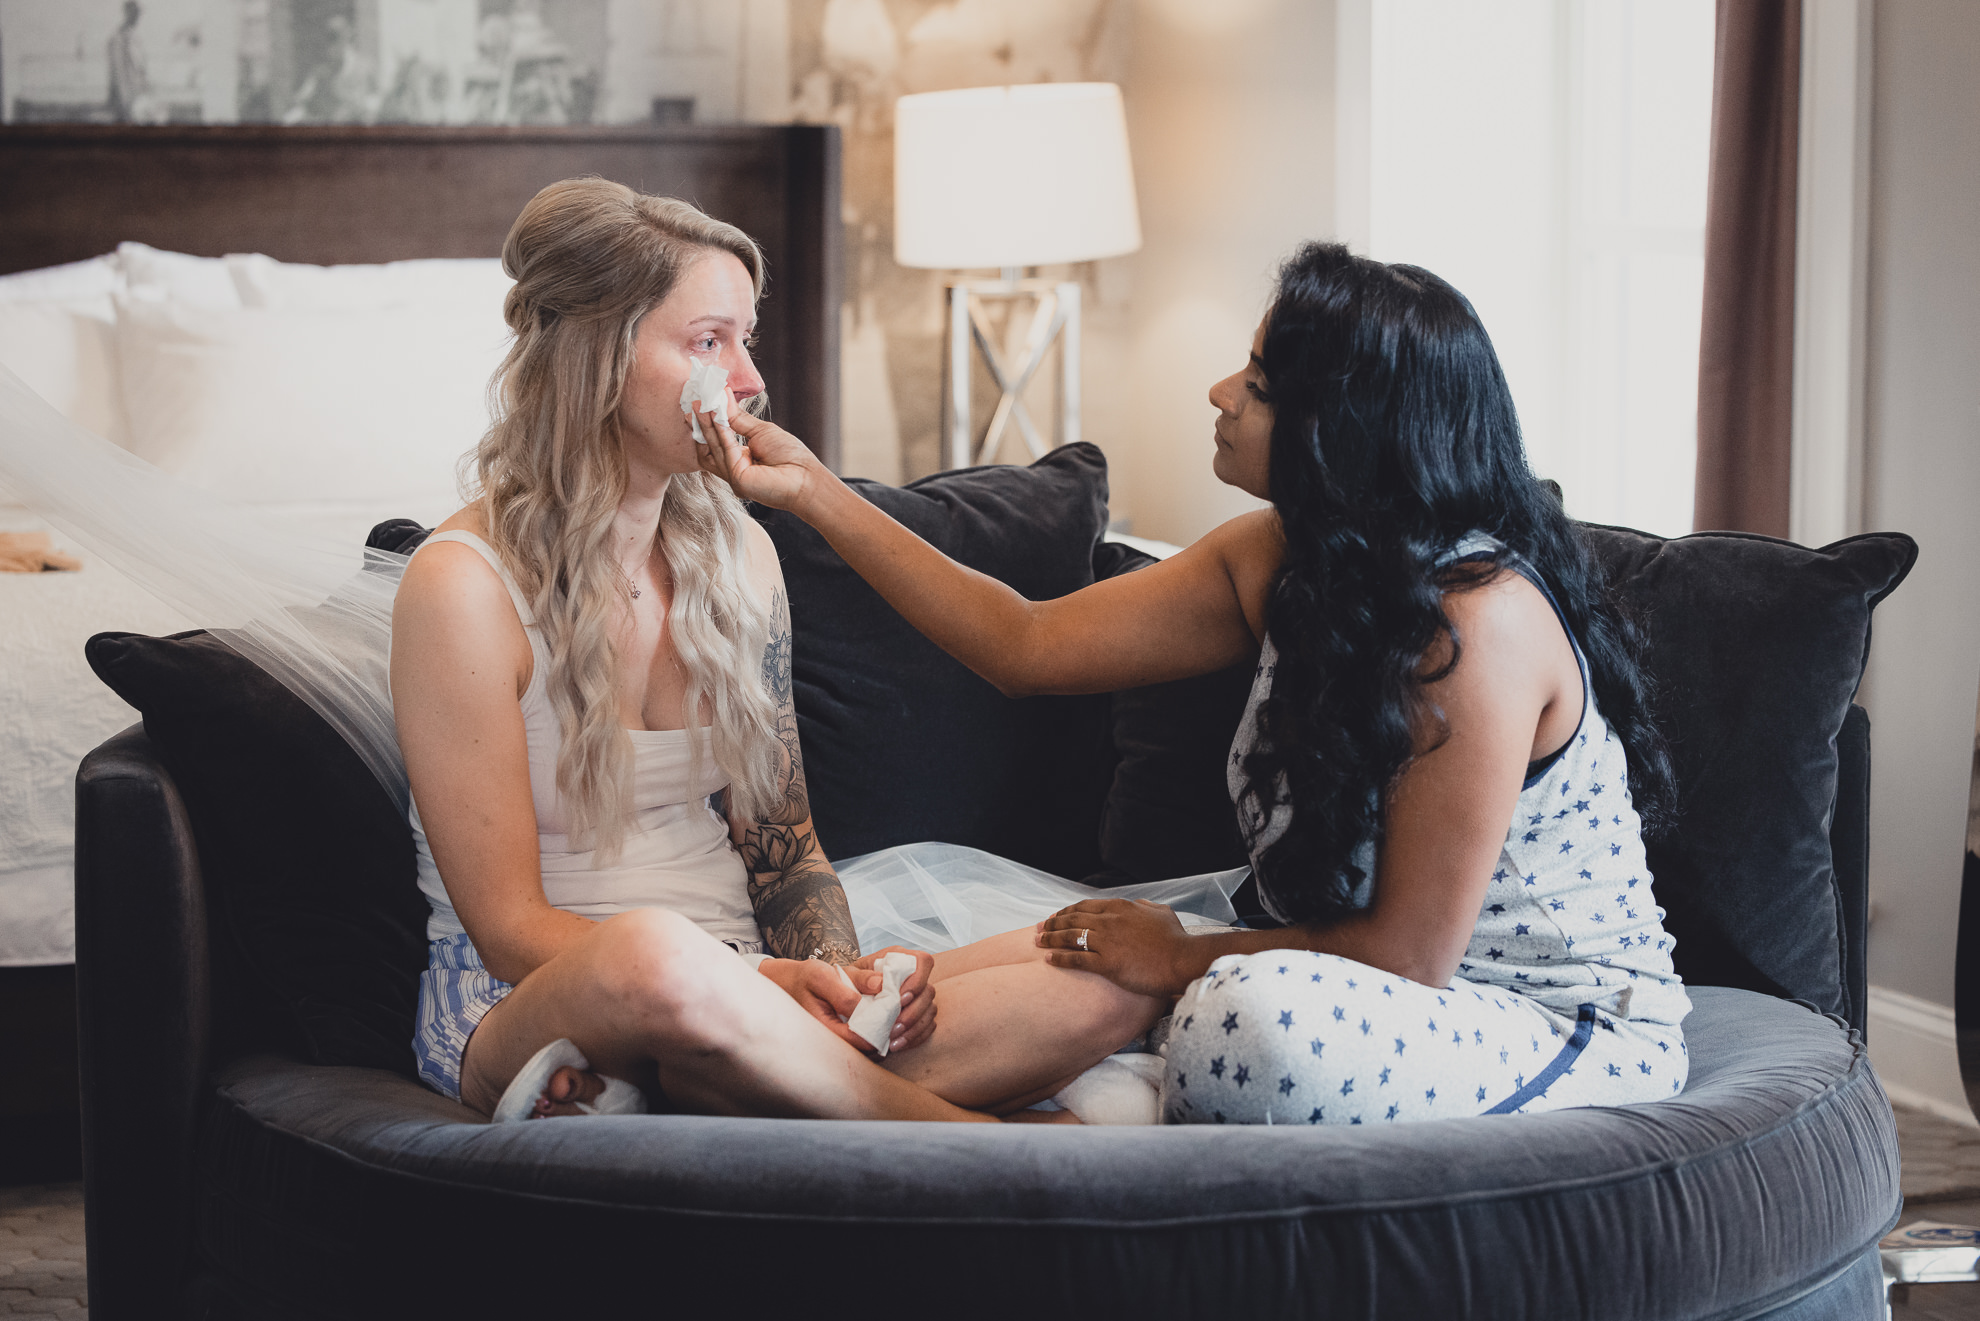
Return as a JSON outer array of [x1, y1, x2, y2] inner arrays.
[[1076, 929, 1089, 952]]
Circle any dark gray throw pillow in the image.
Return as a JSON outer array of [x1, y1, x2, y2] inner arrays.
[[1087, 540, 1254, 887], [1578, 527, 1916, 1018], [84, 629, 428, 1076], [752, 444, 1116, 878]]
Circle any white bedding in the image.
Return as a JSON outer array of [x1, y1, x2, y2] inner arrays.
[[0, 525, 191, 964], [0, 246, 511, 967]]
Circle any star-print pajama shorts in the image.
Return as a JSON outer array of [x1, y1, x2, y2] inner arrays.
[[1160, 950, 1687, 1126]]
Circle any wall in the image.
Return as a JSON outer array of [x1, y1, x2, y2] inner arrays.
[[0, 0, 1339, 536], [783, 0, 1133, 486], [1858, 0, 1980, 1108], [1109, 0, 1333, 544]]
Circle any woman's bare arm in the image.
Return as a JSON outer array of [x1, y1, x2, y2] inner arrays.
[[1038, 572, 1583, 994], [728, 529, 938, 1051], [697, 402, 1280, 697], [391, 538, 595, 986], [730, 576, 861, 964]]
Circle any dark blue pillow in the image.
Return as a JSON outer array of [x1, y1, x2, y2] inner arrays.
[[1086, 541, 1253, 888], [84, 629, 427, 1075], [1578, 527, 1915, 1017], [753, 444, 1115, 878]]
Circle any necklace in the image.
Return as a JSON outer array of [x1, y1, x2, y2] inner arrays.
[[631, 588, 642, 599]]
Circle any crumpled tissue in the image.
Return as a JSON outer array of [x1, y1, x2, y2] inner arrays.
[[835, 951, 918, 1056], [678, 355, 729, 444]]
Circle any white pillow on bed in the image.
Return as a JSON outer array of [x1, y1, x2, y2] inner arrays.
[[115, 242, 240, 308], [227, 252, 513, 314], [0, 256, 128, 453], [0, 255, 121, 303], [113, 294, 508, 532], [0, 296, 127, 448]]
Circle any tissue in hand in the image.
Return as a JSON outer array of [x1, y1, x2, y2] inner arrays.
[[834, 951, 919, 1057], [678, 356, 729, 444]]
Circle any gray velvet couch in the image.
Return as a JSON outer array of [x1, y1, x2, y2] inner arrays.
[[74, 448, 1915, 1319]]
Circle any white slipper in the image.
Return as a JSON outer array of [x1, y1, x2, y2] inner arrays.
[[490, 1037, 648, 1124], [1049, 1053, 1165, 1126]]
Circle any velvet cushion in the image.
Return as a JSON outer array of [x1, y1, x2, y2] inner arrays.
[[1578, 527, 1916, 1017], [752, 444, 1115, 878], [84, 630, 427, 1075], [1087, 540, 1253, 887]]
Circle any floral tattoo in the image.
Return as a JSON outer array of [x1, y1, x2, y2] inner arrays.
[[737, 589, 859, 964]]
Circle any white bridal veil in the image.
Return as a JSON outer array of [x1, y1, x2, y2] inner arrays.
[[0, 361, 414, 810]]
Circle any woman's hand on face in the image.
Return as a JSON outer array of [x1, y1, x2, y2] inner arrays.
[[758, 957, 884, 1054], [1036, 899, 1193, 999], [694, 393, 825, 514], [851, 946, 938, 1053]]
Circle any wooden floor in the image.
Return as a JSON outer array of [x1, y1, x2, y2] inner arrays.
[[0, 1182, 84, 1318], [1891, 1103, 1980, 1320]]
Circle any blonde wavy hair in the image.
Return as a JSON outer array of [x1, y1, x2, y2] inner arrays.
[[470, 177, 781, 856]]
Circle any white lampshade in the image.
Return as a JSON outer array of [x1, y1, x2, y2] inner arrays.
[[894, 83, 1142, 271]]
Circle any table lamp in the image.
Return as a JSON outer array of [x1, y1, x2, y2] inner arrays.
[[894, 83, 1142, 468]]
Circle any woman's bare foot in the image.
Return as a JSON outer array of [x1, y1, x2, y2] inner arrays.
[[533, 1065, 609, 1117]]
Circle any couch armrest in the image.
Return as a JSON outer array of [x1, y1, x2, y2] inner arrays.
[[1832, 703, 1870, 1040], [75, 723, 207, 1321]]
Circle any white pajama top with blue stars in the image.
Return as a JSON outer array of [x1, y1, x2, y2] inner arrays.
[[1163, 538, 1689, 1126]]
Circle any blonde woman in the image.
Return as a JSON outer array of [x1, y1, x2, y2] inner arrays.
[[392, 178, 1167, 1123]]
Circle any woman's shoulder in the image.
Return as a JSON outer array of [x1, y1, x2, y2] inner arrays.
[[1431, 566, 1579, 713], [392, 517, 534, 694], [736, 513, 785, 598], [396, 504, 528, 635], [1440, 561, 1557, 638], [431, 501, 491, 539]]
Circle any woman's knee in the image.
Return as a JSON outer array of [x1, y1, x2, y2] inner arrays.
[[588, 908, 744, 1043], [1058, 969, 1165, 1048], [1169, 950, 1371, 1069]]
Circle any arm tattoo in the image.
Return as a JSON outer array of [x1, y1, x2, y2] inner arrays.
[[759, 589, 809, 827], [740, 823, 859, 963], [740, 588, 859, 963]]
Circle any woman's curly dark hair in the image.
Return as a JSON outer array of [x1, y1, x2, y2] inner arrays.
[[1240, 242, 1673, 926]]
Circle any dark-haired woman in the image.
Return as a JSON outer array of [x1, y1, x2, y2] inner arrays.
[[696, 242, 1689, 1126]]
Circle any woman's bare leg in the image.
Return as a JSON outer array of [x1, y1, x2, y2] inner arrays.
[[879, 925, 1166, 1113], [458, 907, 993, 1123]]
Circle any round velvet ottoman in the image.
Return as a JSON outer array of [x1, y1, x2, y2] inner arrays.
[[187, 986, 1897, 1320]]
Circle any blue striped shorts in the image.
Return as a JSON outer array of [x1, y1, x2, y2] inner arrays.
[[411, 925, 771, 1102], [413, 932, 513, 1101]]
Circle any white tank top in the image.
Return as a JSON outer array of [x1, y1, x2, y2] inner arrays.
[[405, 530, 761, 950]]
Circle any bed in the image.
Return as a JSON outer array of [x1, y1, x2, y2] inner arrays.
[[0, 122, 841, 1181]]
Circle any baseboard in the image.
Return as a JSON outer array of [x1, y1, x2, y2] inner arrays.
[[1868, 984, 1978, 1127]]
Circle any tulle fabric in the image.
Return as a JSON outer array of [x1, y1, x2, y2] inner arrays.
[[838, 841, 1247, 955], [0, 362, 413, 807]]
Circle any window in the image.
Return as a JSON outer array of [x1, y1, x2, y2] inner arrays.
[[1341, 0, 1715, 535]]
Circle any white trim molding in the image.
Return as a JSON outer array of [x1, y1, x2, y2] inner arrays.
[[1789, 0, 1874, 549], [1868, 983, 1978, 1126]]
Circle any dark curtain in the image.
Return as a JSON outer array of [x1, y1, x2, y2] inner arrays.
[[1694, 0, 1802, 537]]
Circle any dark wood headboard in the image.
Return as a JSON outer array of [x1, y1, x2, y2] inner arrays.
[[0, 124, 843, 466]]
